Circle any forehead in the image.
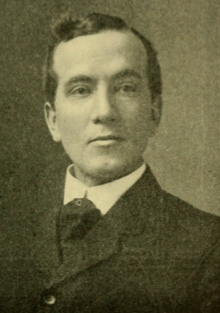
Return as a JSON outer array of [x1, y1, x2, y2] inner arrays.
[[53, 30, 147, 82]]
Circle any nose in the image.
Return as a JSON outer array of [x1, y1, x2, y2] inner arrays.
[[91, 85, 117, 124]]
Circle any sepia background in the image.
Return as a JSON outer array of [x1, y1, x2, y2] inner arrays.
[[0, 0, 219, 215]]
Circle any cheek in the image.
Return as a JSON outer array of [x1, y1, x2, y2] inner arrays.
[[125, 104, 152, 133], [56, 111, 82, 142]]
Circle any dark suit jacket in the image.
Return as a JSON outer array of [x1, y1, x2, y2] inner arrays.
[[0, 164, 220, 313]]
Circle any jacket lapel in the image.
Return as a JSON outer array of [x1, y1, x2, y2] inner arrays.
[[49, 167, 165, 287]]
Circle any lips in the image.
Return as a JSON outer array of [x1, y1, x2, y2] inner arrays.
[[89, 135, 123, 143]]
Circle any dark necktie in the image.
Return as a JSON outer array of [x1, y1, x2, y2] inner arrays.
[[58, 198, 102, 251]]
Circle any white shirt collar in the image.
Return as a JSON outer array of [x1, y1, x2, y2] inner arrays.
[[64, 163, 146, 215]]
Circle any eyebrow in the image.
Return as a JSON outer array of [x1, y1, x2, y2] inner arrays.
[[64, 69, 142, 92], [111, 69, 142, 81], [65, 75, 93, 88]]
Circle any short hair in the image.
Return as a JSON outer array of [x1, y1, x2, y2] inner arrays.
[[43, 12, 162, 113]]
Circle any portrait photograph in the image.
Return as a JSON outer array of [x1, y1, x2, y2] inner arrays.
[[0, 1, 220, 312]]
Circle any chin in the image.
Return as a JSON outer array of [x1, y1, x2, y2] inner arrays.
[[87, 157, 137, 182]]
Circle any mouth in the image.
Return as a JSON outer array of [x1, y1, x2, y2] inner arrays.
[[89, 135, 123, 145]]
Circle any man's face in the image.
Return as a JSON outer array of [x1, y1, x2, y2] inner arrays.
[[45, 30, 159, 186]]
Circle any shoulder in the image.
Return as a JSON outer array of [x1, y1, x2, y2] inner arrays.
[[134, 166, 220, 243], [162, 189, 220, 234], [149, 188, 220, 260]]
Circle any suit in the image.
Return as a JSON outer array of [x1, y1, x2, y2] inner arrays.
[[0, 163, 220, 313]]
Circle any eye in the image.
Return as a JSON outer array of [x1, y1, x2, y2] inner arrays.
[[116, 83, 137, 95], [69, 85, 92, 97]]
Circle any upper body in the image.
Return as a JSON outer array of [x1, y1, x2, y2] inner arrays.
[[0, 161, 220, 313], [0, 12, 220, 313]]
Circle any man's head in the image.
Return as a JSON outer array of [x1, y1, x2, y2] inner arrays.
[[44, 13, 163, 186]]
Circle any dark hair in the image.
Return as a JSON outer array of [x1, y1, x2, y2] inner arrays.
[[43, 12, 162, 112]]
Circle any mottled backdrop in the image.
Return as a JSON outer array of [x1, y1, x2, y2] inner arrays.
[[0, 0, 219, 215]]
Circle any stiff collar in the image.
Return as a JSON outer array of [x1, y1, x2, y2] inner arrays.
[[64, 163, 146, 215]]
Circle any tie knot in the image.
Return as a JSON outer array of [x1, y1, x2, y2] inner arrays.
[[73, 198, 96, 210], [59, 198, 102, 242]]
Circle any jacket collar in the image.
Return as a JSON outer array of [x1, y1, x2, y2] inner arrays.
[[49, 166, 165, 287]]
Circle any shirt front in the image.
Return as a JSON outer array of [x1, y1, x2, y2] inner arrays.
[[64, 163, 146, 215]]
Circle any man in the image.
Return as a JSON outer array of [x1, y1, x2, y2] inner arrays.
[[0, 12, 220, 313]]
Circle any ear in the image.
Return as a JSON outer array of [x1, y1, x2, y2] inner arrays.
[[148, 95, 162, 137], [44, 102, 61, 142], [151, 95, 162, 127]]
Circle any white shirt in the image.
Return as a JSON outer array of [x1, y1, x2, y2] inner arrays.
[[64, 163, 146, 215]]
